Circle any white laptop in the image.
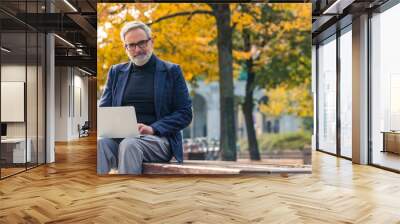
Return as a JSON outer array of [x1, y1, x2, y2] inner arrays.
[[97, 106, 139, 138]]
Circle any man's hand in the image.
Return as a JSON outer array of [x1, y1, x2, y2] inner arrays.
[[137, 123, 154, 135]]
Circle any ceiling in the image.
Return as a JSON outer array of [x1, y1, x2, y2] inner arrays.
[[312, 0, 390, 44], [0, 0, 97, 75]]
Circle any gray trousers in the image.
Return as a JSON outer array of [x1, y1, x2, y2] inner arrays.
[[97, 135, 172, 175]]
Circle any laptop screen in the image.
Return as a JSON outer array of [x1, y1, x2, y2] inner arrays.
[[1, 123, 7, 137]]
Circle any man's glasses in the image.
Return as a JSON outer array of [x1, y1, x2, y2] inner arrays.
[[124, 39, 151, 50]]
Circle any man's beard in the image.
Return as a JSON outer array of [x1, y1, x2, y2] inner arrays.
[[128, 50, 152, 66]]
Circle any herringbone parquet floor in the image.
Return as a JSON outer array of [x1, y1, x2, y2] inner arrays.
[[1, 135, 400, 223]]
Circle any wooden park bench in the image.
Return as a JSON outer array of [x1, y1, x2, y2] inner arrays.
[[142, 160, 311, 175]]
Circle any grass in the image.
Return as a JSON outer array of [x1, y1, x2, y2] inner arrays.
[[239, 131, 312, 153]]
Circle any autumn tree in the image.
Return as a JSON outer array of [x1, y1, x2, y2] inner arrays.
[[257, 4, 312, 126], [97, 3, 311, 161], [98, 3, 237, 161], [231, 3, 311, 160], [97, 3, 217, 88]]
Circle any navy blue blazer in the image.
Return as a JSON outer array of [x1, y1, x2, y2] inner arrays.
[[99, 55, 192, 162]]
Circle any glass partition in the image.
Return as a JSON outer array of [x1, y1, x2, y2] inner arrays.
[[317, 35, 337, 154], [1, 15, 28, 177], [0, 0, 46, 179], [339, 26, 352, 158]]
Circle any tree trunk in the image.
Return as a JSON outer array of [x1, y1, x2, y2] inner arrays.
[[210, 4, 236, 161], [242, 29, 261, 160]]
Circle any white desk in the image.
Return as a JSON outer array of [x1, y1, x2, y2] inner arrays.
[[1, 138, 32, 163]]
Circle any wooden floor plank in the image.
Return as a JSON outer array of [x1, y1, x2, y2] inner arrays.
[[0, 135, 399, 223]]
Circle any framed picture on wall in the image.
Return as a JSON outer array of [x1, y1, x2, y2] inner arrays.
[[1, 81, 25, 122]]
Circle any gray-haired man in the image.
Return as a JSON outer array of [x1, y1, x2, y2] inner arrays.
[[97, 21, 192, 175]]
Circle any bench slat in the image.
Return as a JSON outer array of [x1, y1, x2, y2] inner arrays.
[[142, 160, 311, 175]]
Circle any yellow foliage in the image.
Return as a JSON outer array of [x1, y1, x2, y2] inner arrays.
[[233, 50, 252, 61], [272, 3, 311, 32], [260, 83, 313, 118], [259, 86, 289, 116], [97, 3, 311, 93], [97, 3, 217, 89]]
